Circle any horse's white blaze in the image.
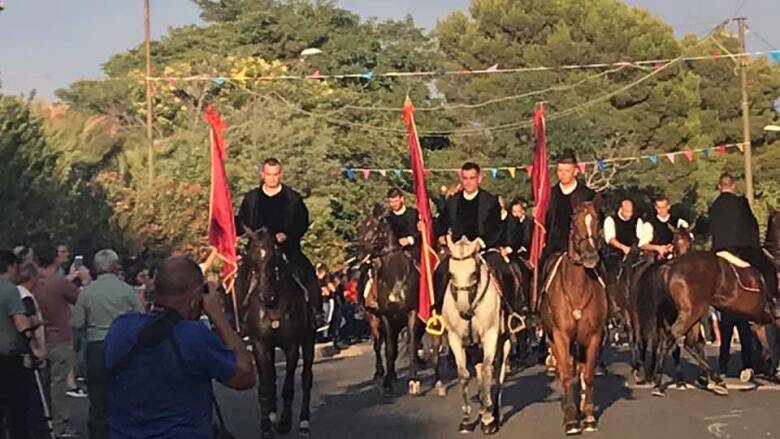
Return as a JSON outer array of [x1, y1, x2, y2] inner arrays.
[[585, 213, 595, 246], [260, 249, 267, 259]]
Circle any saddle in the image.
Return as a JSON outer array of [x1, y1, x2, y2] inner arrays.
[[716, 251, 762, 293]]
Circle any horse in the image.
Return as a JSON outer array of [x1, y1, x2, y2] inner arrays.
[[443, 235, 509, 435], [356, 204, 445, 397], [629, 226, 693, 392], [540, 201, 608, 435], [765, 207, 780, 264], [235, 227, 315, 437], [653, 221, 780, 396]]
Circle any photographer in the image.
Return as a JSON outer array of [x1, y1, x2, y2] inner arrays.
[[104, 256, 255, 438], [0, 250, 35, 439]]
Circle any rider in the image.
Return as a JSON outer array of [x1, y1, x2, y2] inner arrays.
[[385, 187, 421, 261], [602, 198, 643, 278], [708, 173, 780, 317], [639, 195, 689, 260], [542, 149, 595, 268], [236, 157, 324, 326], [504, 199, 533, 261], [433, 162, 504, 315]]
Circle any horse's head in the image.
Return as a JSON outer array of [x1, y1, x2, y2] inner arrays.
[[446, 234, 483, 317], [669, 224, 694, 257], [569, 201, 601, 269], [243, 226, 283, 305], [357, 203, 394, 255]]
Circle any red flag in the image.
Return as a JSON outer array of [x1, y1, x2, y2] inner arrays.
[[529, 102, 550, 272], [204, 105, 238, 293], [402, 96, 437, 322]]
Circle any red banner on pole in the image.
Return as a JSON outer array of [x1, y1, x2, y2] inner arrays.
[[402, 96, 437, 322], [204, 104, 238, 293], [529, 102, 550, 272]]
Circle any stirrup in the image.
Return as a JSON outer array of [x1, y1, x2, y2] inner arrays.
[[508, 312, 527, 334], [425, 313, 444, 336]]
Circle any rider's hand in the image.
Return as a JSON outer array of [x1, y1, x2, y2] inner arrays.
[[201, 281, 223, 321], [399, 237, 410, 247], [438, 236, 447, 246], [621, 246, 631, 256], [275, 232, 287, 244], [500, 247, 511, 258], [417, 221, 424, 232]]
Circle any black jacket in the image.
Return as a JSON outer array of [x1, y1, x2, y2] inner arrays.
[[236, 185, 309, 254], [504, 216, 533, 255], [545, 181, 595, 253], [438, 190, 503, 249], [386, 207, 420, 250], [708, 192, 760, 251]]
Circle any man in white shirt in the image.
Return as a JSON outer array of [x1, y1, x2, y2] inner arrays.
[[640, 195, 689, 260]]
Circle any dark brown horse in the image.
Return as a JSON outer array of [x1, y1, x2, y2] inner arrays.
[[541, 201, 608, 434], [654, 223, 780, 395], [356, 204, 445, 397], [235, 228, 315, 437]]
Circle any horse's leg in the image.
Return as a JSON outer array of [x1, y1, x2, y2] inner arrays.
[[479, 327, 500, 435], [381, 316, 399, 395], [299, 332, 315, 436], [407, 310, 421, 396], [683, 330, 727, 395], [495, 336, 512, 426], [669, 308, 728, 395], [276, 344, 299, 435], [447, 331, 474, 433], [253, 341, 275, 436], [551, 329, 579, 435], [431, 334, 446, 397], [369, 314, 384, 380], [581, 332, 603, 432]]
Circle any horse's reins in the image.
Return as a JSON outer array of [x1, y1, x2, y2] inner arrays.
[[553, 212, 603, 321], [449, 251, 492, 345]]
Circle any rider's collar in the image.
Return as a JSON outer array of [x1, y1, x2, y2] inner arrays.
[[463, 189, 479, 201], [501, 210, 508, 221], [262, 185, 283, 197], [618, 211, 632, 221], [392, 206, 407, 216], [656, 214, 671, 223], [559, 180, 578, 195]]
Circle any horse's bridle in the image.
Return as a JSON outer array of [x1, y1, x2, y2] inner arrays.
[[449, 251, 490, 320]]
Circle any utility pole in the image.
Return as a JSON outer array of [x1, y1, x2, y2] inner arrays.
[[735, 17, 754, 204], [144, 0, 155, 184]]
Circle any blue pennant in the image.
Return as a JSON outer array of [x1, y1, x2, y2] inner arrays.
[[597, 160, 606, 171], [649, 155, 658, 165], [360, 69, 374, 81], [345, 168, 355, 180], [771, 50, 780, 64], [211, 77, 226, 86], [701, 148, 710, 158], [393, 169, 402, 178], [490, 167, 498, 178]]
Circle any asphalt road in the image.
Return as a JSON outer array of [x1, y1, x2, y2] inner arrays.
[[70, 342, 780, 439]]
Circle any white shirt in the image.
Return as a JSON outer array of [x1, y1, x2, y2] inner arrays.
[[559, 180, 578, 195], [463, 190, 479, 201], [603, 213, 645, 246], [262, 185, 282, 197], [639, 215, 690, 246]]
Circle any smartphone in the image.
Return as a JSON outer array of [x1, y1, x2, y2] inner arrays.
[[73, 255, 84, 269]]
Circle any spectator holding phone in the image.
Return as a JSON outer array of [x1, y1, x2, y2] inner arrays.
[[71, 249, 141, 439], [104, 256, 255, 438]]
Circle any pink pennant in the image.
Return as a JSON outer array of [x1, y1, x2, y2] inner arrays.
[[666, 153, 676, 164], [577, 162, 587, 173], [525, 165, 534, 177], [309, 69, 321, 79], [683, 149, 694, 161], [361, 169, 370, 180]]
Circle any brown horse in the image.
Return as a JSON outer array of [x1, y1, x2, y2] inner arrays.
[[541, 201, 608, 435], [655, 233, 780, 395]]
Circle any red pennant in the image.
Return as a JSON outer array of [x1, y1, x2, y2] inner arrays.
[[684, 149, 694, 161], [717, 144, 727, 156], [577, 162, 587, 173], [525, 165, 534, 177], [309, 69, 321, 79], [361, 169, 370, 179], [710, 49, 720, 59]]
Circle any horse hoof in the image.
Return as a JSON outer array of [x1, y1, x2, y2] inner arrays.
[[480, 419, 500, 435], [546, 366, 557, 377], [299, 420, 311, 437], [582, 416, 598, 432], [651, 386, 665, 397], [564, 421, 582, 436], [408, 380, 422, 396], [710, 382, 729, 396], [435, 380, 447, 397], [739, 368, 754, 383], [459, 421, 476, 434]]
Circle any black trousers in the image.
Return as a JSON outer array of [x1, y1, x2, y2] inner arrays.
[[718, 311, 753, 373], [86, 342, 109, 439], [0, 355, 32, 439]]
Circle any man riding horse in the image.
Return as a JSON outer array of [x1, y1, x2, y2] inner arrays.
[[602, 198, 643, 275], [236, 157, 324, 327], [639, 195, 689, 260], [708, 173, 780, 318], [433, 162, 521, 322], [385, 188, 421, 262]]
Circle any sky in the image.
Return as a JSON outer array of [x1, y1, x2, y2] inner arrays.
[[0, 0, 777, 100]]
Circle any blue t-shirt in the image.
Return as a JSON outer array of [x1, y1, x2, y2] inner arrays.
[[105, 313, 237, 439]]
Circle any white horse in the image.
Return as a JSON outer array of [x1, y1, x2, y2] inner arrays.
[[442, 235, 510, 435]]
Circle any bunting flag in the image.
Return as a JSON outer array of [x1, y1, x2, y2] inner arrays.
[[360, 69, 375, 81], [402, 96, 437, 322], [649, 154, 658, 164], [361, 169, 370, 179], [345, 168, 355, 179], [717, 144, 727, 155], [525, 165, 534, 177], [771, 50, 780, 64], [393, 169, 402, 177], [508, 166, 516, 179], [309, 69, 321, 79], [486, 63, 500, 72], [577, 162, 587, 174], [529, 102, 550, 275], [597, 160, 606, 171], [701, 148, 710, 158], [684, 149, 694, 161], [736, 142, 745, 152], [666, 153, 676, 163], [378, 169, 387, 177], [203, 105, 239, 298], [490, 167, 498, 179]]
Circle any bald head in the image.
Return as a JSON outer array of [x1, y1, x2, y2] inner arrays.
[[154, 257, 204, 300]]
